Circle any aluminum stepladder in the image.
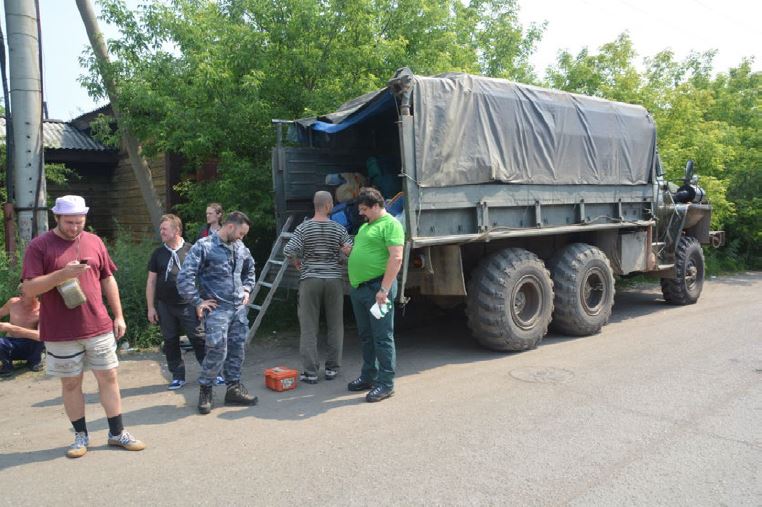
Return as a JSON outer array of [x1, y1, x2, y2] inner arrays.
[[245, 215, 294, 345]]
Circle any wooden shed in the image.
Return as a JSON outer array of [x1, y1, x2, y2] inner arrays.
[[3, 106, 185, 238], [64, 105, 184, 238]]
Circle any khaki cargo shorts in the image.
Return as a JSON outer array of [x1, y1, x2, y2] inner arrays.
[[45, 332, 119, 377]]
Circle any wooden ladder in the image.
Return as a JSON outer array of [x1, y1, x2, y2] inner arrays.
[[245, 216, 294, 345]]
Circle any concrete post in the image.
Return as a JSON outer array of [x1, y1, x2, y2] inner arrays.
[[4, 0, 47, 242]]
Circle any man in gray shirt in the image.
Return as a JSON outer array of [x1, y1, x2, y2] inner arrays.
[[284, 191, 351, 384]]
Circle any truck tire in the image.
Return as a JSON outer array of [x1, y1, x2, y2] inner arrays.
[[549, 243, 615, 336], [661, 236, 704, 305], [466, 248, 554, 352]]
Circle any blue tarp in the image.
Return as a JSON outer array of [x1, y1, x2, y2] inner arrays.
[[303, 90, 395, 134]]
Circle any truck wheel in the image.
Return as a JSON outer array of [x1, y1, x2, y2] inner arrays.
[[661, 236, 704, 305], [466, 248, 554, 352], [549, 243, 615, 336]]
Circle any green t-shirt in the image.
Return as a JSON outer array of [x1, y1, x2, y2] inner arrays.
[[348, 213, 405, 287]]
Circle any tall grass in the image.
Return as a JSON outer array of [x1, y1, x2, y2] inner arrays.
[[106, 231, 300, 348], [0, 250, 22, 302], [107, 232, 163, 348], [704, 239, 748, 274]]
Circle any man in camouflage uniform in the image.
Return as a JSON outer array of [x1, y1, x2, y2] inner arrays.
[[177, 211, 259, 414]]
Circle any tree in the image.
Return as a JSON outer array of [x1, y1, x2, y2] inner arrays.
[[707, 62, 762, 264], [545, 36, 761, 267], [545, 33, 641, 103]]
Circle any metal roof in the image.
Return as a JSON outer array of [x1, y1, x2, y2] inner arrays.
[[0, 118, 114, 152]]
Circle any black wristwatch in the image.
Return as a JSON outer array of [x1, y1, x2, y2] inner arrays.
[[379, 286, 389, 294]]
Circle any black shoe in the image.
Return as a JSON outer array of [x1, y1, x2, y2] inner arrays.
[[28, 362, 44, 372], [366, 385, 394, 402], [0, 363, 13, 377], [300, 372, 318, 384], [347, 377, 374, 392], [224, 382, 258, 406], [198, 385, 213, 415]]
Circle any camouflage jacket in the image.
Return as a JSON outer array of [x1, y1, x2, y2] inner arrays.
[[177, 234, 256, 308]]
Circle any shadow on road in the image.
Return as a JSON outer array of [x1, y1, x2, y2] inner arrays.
[[11, 281, 734, 449], [0, 447, 63, 470], [0, 444, 138, 471]]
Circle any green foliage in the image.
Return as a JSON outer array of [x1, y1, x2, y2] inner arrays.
[[88, 114, 121, 149], [704, 239, 746, 274], [545, 35, 761, 268], [172, 153, 274, 257], [546, 33, 643, 103], [107, 230, 162, 347], [0, 250, 22, 305]]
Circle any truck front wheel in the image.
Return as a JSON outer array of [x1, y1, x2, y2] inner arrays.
[[466, 248, 554, 352], [661, 236, 704, 305], [549, 243, 615, 336]]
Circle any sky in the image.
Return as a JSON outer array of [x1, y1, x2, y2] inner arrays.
[[2, 0, 760, 121]]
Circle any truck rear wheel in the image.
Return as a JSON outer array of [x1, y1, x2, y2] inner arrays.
[[549, 243, 615, 336], [661, 236, 704, 305], [466, 248, 554, 351]]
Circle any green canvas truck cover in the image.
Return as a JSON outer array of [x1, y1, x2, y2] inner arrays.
[[297, 71, 658, 188]]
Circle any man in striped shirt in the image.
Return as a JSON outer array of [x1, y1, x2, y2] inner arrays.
[[284, 191, 352, 384]]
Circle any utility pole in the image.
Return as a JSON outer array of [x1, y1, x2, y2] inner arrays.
[[4, 0, 47, 243], [75, 0, 164, 231]]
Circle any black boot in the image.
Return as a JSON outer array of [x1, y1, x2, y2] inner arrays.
[[366, 384, 394, 402], [224, 382, 258, 406], [198, 384, 213, 414], [347, 377, 374, 392]]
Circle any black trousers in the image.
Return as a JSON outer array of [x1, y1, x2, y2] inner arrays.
[[157, 300, 206, 381], [0, 336, 45, 367]]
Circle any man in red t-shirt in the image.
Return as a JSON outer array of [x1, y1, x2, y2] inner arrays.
[[21, 195, 145, 458]]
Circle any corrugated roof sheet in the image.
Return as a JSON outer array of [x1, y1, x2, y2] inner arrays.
[[0, 118, 114, 152]]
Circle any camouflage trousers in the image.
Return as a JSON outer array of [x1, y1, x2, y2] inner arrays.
[[199, 305, 248, 386]]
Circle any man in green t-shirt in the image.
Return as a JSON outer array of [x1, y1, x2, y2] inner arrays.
[[343, 187, 405, 402]]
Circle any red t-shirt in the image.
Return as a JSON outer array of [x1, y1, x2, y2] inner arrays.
[[22, 231, 117, 342]]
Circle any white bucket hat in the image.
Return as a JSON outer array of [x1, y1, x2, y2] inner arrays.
[[51, 195, 89, 215]]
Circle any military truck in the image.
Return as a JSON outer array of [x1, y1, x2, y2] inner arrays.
[[271, 68, 724, 352]]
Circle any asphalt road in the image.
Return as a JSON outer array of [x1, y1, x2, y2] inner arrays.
[[1, 273, 760, 506]]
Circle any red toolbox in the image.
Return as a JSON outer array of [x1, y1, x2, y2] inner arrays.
[[264, 366, 298, 392]]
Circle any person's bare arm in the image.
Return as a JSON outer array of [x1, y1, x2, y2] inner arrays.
[[101, 275, 126, 339], [0, 322, 39, 341], [146, 271, 159, 324], [23, 262, 90, 298], [377, 245, 404, 306]]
